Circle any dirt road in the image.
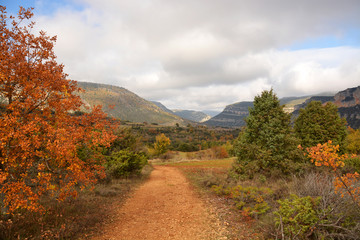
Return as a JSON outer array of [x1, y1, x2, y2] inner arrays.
[[91, 166, 227, 240]]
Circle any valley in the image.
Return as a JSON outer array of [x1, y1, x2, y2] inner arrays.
[[78, 81, 360, 129], [2, 3, 360, 240]]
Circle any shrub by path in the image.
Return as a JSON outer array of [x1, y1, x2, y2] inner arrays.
[[91, 166, 227, 240]]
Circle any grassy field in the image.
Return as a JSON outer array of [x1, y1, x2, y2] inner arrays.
[[164, 157, 235, 168]]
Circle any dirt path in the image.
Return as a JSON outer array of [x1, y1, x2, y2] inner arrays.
[[91, 166, 227, 240]]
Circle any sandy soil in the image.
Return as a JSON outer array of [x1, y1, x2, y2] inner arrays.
[[90, 165, 227, 240]]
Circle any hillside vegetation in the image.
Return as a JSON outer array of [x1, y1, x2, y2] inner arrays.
[[204, 87, 360, 129], [77, 82, 185, 125]]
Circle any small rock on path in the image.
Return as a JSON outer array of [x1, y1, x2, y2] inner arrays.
[[91, 165, 227, 240]]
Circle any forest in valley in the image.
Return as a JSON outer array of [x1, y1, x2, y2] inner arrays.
[[1, 5, 359, 240]]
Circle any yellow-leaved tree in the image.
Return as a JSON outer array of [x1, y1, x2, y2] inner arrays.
[[154, 133, 171, 156]]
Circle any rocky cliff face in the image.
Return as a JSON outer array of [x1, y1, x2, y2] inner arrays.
[[204, 102, 253, 128], [292, 86, 360, 129], [333, 86, 360, 128], [338, 105, 360, 128], [334, 86, 360, 107]]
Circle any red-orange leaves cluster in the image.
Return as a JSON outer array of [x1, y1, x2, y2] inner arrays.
[[334, 172, 360, 202], [307, 141, 359, 206], [307, 141, 347, 169], [0, 6, 116, 214]]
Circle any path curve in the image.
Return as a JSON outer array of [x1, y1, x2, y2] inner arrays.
[[91, 165, 226, 240]]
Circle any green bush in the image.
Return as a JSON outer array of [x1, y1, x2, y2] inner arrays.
[[292, 172, 360, 239], [343, 156, 360, 173], [106, 150, 148, 178], [274, 194, 321, 239], [212, 184, 273, 217], [105, 129, 144, 154], [177, 142, 199, 152]]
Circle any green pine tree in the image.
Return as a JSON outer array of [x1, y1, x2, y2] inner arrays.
[[294, 101, 347, 149], [232, 89, 303, 178]]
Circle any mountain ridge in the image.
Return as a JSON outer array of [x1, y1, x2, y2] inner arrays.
[[204, 101, 253, 128], [76, 81, 360, 129], [77, 82, 185, 125], [204, 86, 360, 129]]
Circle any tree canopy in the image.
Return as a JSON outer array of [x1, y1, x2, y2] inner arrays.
[[233, 89, 303, 177], [345, 128, 360, 154], [0, 6, 116, 213], [154, 133, 171, 156], [294, 101, 347, 149]]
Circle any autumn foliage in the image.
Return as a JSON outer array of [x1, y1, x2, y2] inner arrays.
[[153, 133, 171, 156], [0, 6, 116, 214], [307, 141, 360, 206]]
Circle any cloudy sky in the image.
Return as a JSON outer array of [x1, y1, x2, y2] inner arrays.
[[4, 0, 360, 113]]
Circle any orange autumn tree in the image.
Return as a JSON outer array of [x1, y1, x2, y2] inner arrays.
[[307, 141, 360, 207], [0, 6, 116, 213]]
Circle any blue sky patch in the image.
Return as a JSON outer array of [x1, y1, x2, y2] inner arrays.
[[4, 0, 84, 16], [288, 29, 360, 50]]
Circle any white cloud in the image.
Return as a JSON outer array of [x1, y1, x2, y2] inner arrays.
[[29, 0, 360, 111], [267, 47, 360, 97]]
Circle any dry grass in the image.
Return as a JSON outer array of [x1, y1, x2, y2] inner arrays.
[[152, 148, 233, 165], [166, 157, 235, 168]]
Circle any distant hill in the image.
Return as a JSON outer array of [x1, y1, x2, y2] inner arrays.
[[204, 101, 253, 128], [172, 109, 211, 123], [334, 86, 360, 107], [76, 81, 360, 128], [77, 82, 185, 125], [292, 96, 335, 113], [203, 110, 221, 117], [291, 87, 360, 128], [333, 86, 360, 128], [280, 97, 311, 113], [151, 101, 211, 123], [203, 88, 360, 129], [151, 101, 174, 114], [204, 97, 313, 128]]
